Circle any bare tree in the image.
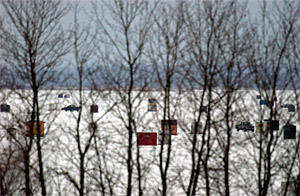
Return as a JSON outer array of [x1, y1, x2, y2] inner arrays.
[[147, 1, 187, 195], [91, 0, 157, 195], [212, 1, 250, 196], [1, 1, 300, 195], [179, 1, 220, 195], [247, 1, 300, 195], [0, 0, 69, 195], [178, 1, 249, 195], [283, 1, 300, 196], [51, 3, 102, 195], [0, 122, 23, 195]]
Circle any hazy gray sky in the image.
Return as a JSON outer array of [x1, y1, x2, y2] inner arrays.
[[60, 0, 263, 26]]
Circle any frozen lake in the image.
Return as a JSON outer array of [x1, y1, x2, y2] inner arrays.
[[0, 89, 299, 196]]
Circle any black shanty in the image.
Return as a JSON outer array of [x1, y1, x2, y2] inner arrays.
[[0, 104, 10, 112]]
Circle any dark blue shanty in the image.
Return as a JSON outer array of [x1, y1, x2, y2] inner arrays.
[[264, 119, 279, 131], [200, 106, 208, 112], [90, 105, 98, 113], [288, 105, 295, 112], [260, 100, 266, 105], [283, 124, 296, 139], [0, 104, 10, 112]]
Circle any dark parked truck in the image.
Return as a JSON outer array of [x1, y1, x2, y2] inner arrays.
[[62, 105, 80, 112], [235, 122, 254, 132]]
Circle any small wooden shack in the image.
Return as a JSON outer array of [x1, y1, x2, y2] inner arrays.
[[191, 122, 202, 134], [88, 122, 97, 132], [256, 122, 269, 135], [0, 104, 10, 112], [137, 132, 157, 146], [281, 181, 299, 196], [264, 119, 279, 131], [25, 121, 45, 137], [49, 104, 57, 111], [200, 106, 208, 113], [148, 98, 157, 112], [288, 104, 295, 112], [161, 120, 177, 135], [283, 124, 296, 140], [90, 105, 99, 113], [158, 131, 171, 145], [260, 100, 266, 105]]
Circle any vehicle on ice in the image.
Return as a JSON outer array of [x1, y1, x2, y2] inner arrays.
[[235, 122, 254, 132], [62, 105, 80, 112]]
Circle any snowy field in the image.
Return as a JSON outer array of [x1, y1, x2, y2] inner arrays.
[[0, 89, 299, 196]]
